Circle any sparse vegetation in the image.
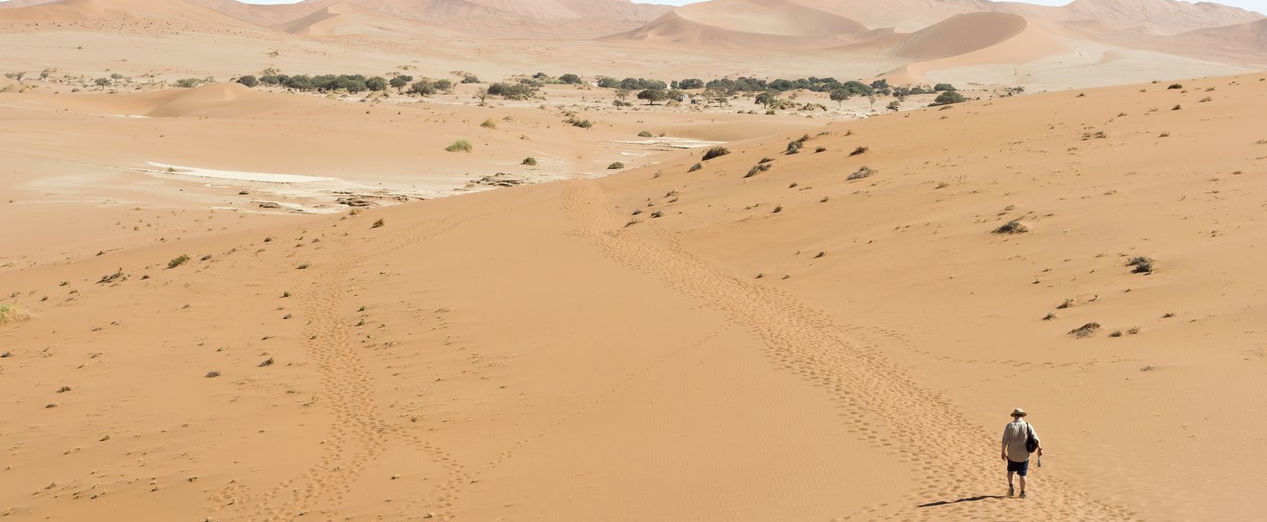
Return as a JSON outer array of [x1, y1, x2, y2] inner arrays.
[[993, 220, 1029, 234], [1069, 322, 1101, 338], [847, 166, 875, 181], [481, 118, 497, 129], [702, 146, 730, 161], [522, 157, 538, 166], [638, 130, 653, 138], [1127, 256, 1154, 274], [688, 163, 703, 172], [167, 254, 191, 269], [608, 162, 625, 170], [445, 140, 473, 152], [849, 146, 868, 156], [930, 91, 966, 106], [372, 218, 385, 228]]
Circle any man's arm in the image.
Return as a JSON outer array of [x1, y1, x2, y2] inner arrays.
[[1001, 427, 1010, 460]]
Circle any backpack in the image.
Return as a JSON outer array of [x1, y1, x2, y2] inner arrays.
[[1024, 422, 1039, 453]]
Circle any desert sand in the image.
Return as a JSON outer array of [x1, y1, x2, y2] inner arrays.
[[3, 0, 1267, 521]]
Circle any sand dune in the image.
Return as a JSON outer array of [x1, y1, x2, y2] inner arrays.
[[608, 0, 891, 49], [275, 1, 455, 38], [5, 71, 1267, 520]]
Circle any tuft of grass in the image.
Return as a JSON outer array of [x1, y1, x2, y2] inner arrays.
[[1171, 104, 1182, 111], [372, 218, 385, 229], [744, 162, 772, 178], [1056, 298, 1074, 309], [296, 263, 310, 270], [638, 130, 653, 137], [1068, 322, 1101, 338], [608, 162, 625, 170], [521, 157, 537, 166], [205, 370, 221, 378], [849, 146, 869, 156], [445, 140, 473, 153], [993, 220, 1029, 234], [0, 304, 24, 324], [702, 146, 730, 161], [1127, 256, 1154, 274], [167, 254, 191, 269], [1167, 83, 1183, 89], [688, 163, 703, 173], [814, 146, 827, 153], [480, 118, 497, 129]]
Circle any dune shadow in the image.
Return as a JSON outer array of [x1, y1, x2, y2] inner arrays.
[[918, 495, 1006, 508]]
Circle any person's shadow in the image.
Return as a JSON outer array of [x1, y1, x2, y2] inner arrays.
[[917, 495, 1006, 508]]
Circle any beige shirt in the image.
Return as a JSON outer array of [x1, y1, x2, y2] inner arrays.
[[1002, 420, 1040, 462]]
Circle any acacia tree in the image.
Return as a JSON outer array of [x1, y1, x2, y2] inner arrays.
[[830, 89, 849, 108], [474, 87, 490, 106]]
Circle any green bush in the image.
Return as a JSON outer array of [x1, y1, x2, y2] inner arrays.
[[930, 91, 966, 106], [933, 83, 957, 92], [522, 157, 538, 166], [236, 75, 258, 88], [608, 162, 624, 169], [638, 130, 653, 138], [365, 76, 388, 92], [168, 254, 191, 269], [389, 75, 412, 90], [559, 73, 582, 85]]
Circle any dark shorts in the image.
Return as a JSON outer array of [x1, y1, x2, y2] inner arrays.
[[1007, 459, 1030, 476]]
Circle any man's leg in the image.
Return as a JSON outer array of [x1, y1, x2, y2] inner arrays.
[[1007, 471, 1015, 496], [1019, 473, 1027, 496]]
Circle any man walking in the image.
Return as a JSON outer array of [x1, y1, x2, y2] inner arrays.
[[1001, 407, 1042, 498]]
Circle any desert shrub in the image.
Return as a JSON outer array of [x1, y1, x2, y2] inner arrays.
[[236, 75, 259, 88], [389, 75, 412, 90], [850, 146, 869, 156], [637, 88, 681, 105], [481, 118, 497, 129], [786, 141, 802, 154], [1068, 322, 1101, 338], [847, 166, 875, 180], [174, 78, 206, 88], [1167, 83, 1183, 89], [933, 83, 957, 92], [1171, 104, 1182, 111], [371, 219, 385, 228], [702, 146, 730, 161], [559, 73, 582, 85], [608, 162, 625, 169], [487, 81, 539, 100], [993, 220, 1028, 234], [522, 157, 538, 166], [94, 77, 111, 87], [0, 304, 24, 324], [433, 79, 453, 93], [887, 100, 900, 111], [365, 76, 388, 92], [409, 80, 436, 96], [168, 254, 191, 269], [688, 163, 702, 172], [676, 78, 705, 90], [445, 140, 473, 152], [744, 162, 772, 178], [1127, 256, 1154, 274], [566, 117, 592, 128], [461, 74, 481, 84], [638, 130, 653, 138], [815, 146, 827, 153], [930, 91, 966, 106]]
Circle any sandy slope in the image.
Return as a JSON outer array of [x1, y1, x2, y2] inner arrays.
[[4, 71, 1267, 521]]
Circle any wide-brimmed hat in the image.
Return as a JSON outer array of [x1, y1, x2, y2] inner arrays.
[[1011, 408, 1027, 417]]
